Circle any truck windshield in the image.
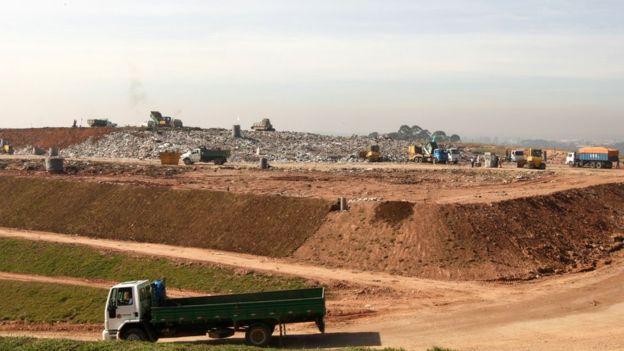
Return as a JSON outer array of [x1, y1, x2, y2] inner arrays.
[[514, 151, 524, 156], [531, 149, 543, 157]]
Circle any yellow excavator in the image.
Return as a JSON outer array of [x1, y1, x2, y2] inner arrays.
[[0, 139, 14, 155]]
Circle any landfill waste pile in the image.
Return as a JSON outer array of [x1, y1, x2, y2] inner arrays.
[[52, 128, 432, 163]]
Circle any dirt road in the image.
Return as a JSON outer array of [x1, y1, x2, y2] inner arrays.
[[2, 156, 622, 204], [1, 227, 623, 350], [0, 227, 480, 294], [0, 272, 204, 298]]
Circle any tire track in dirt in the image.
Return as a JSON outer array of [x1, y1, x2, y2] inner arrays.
[[3, 227, 624, 350], [0, 227, 483, 296], [0, 272, 205, 298]]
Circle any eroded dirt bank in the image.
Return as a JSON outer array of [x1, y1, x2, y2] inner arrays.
[[2, 176, 624, 281], [295, 183, 624, 280]]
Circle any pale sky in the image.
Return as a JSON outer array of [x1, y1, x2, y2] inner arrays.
[[1, 0, 623, 139]]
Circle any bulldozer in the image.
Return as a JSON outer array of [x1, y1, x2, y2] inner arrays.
[[0, 139, 14, 155], [251, 118, 275, 132], [358, 145, 382, 162], [148, 111, 183, 129], [523, 148, 546, 169]]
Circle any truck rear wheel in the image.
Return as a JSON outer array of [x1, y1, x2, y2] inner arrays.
[[122, 327, 148, 341], [245, 323, 272, 347]]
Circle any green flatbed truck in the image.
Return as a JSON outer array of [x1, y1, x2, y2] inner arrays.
[[103, 280, 326, 346], [181, 147, 230, 165]]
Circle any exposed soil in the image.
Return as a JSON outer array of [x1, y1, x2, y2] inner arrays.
[[0, 127, 116, 149], [1, 228, 623, 350], [295, 183, 624, 280], [0, 176, 332, 257], [373, 201, 414, 226], [0, 158, 189, 177]]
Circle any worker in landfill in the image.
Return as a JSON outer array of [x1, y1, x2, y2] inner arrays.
[[470, 156, 475, 168]]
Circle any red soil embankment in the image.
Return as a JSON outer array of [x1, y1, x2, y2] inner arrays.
[[0, 128, 115, 149], [0, 176, 333, 257], [295, 184, 624, 280]]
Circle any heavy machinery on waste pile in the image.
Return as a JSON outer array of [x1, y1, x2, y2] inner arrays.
[[358, 145, 382, 162], [251, 118, 275, 131], [102, 279, 326, 346], [87, 119, 117, 128], [0, 139, 14, 154], [148, 111, 183, 129], [408, 137, 448, 164]]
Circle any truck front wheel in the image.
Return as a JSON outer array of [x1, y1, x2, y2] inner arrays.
[[122, 327, 148, 341], [183, 158, 193, 165], [245, 323, 272, 347]]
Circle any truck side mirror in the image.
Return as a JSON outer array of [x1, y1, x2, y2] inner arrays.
[[108, 305, 117, 318]]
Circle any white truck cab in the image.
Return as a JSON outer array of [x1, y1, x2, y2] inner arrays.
[[180, 149, 201, 164], [509, 149, 525, 162], [565, 152, 576, 165], [103, 280, 151, 341], [447, 148, 461, 164]]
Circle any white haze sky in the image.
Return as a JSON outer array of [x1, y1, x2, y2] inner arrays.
[[1, 0, 623, 139]]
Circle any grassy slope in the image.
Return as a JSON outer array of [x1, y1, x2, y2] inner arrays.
[[0, 280, 104, 323], [0, 238, 308, 293], [0, 176, 332, 257], [0, 337, 409, 351]]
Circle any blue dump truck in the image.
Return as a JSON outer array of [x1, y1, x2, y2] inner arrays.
[[566, 147, 620, 169], [103, 280, 326, 346]]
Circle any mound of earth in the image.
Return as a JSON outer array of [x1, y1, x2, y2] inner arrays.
[[0, 176, 332, 257], [295, 183, 624, 280], [0, 127, 116, 149]]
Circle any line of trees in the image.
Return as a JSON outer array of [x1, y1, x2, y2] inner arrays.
[[369, 125, 461, 143]]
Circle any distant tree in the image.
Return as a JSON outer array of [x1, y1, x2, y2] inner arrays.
[[410, 125, 423, 133], [397, 125, 412, 139], [431, 130, 448, 142], [417, 129, 431, 140], [368, 132, 379, 138], [450, 134, 461, 143]]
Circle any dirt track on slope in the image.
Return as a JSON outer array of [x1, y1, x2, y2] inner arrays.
[[0, 228, 623, 350], [0, 272, 204, 298], [0, 228, 472, 293]]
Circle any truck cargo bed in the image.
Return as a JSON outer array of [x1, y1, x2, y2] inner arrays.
[[150, 288, 325, 327]]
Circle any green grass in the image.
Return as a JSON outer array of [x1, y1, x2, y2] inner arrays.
[[0, 337, 406, 351], [0, 280, 104, 323], [0, 238, 308, 293]]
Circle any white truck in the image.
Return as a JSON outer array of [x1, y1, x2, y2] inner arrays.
[[447, 148, 461, 164], [102, 280, 326, 346]]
